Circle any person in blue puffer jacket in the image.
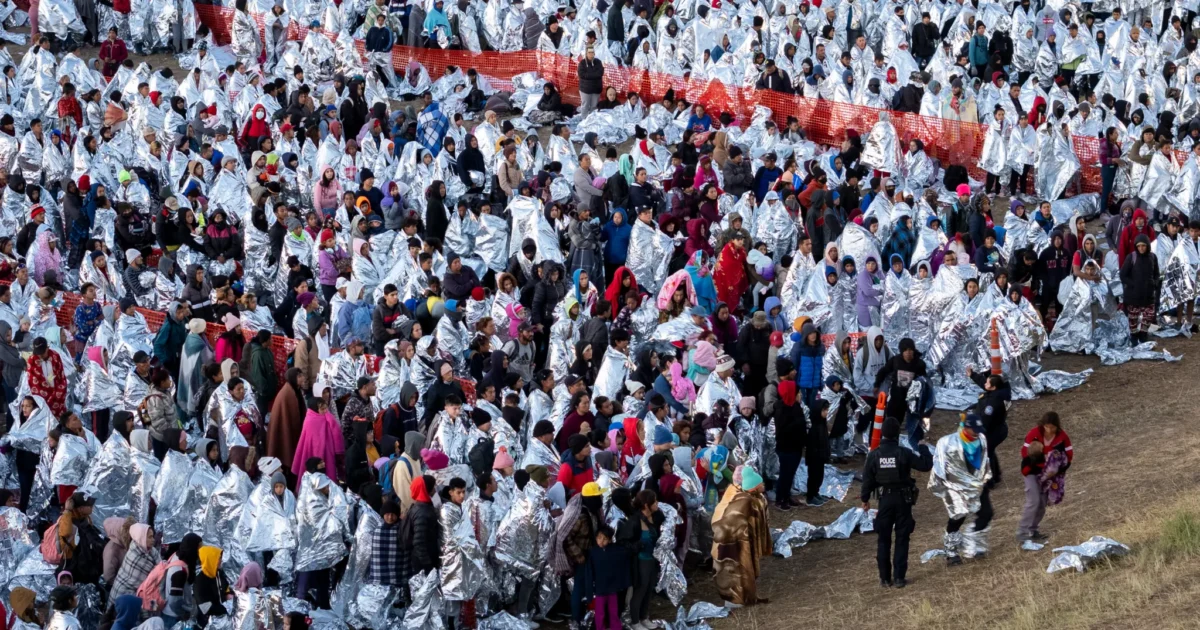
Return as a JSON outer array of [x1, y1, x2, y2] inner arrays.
[[600, 208, 632, 280], [789, 322, 824, 409]]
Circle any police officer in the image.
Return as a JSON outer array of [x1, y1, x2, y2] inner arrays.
[[968, 368, 1011, 485], [861, 416, 933, 588]]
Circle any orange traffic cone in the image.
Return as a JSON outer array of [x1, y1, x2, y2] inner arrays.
[[869, 391, 887, 450], [990, 318, 1002, 375]]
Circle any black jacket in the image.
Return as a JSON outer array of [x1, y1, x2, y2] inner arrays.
[[406, 501, 441, 573], [970, 371, 1011, 438], [860, 438, 933, 501], [442, 266, 481, 301], [755, 70, 793, 93], [372, 298, 408, 355], [773, 395, 807, 452], [1119, 249, 1160, 307], [605, 1, 624, 42], [911, 22, 940, 58], [1033, 244, 1069, 300], [735, 324, 772, 393], [530, 262, 568, 327], [578, 317, 609, 357], [895, 84, 924, 113], [578, 58, 605, 95]]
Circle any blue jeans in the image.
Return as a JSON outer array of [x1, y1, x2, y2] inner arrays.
[[1101, 164, 1118, 214], [800, 387, 819, 411], [570, 559, 591, 621]]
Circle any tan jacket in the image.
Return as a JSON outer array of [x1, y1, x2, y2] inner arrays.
[[293, 338, 321, 389], [498, 160, 523, 197]]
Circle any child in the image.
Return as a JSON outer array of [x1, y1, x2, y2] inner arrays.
[[1018, 440, 1049, 543], [588, 526, 629, 630]]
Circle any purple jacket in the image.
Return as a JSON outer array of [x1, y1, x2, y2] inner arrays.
[[855, 264, 883, 327], [318, 247, 348, 286]]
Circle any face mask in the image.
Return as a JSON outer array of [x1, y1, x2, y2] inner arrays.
[[256, 111, 265, 119]]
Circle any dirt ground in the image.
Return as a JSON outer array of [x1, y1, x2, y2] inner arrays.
[[50, 31, 1200, 629]]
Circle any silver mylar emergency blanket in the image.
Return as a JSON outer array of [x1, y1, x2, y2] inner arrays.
[[37, 0, 84, 39], [79, 433, 134, 527], [653, 503, 686, 606], [49, 433, 93, 487], [694, 374, 741, 415], [859, 116, 901, 175], [232, 589, 286, 630], [793, 461, 857, 503], [439, 501, 489, 601], [331, 497, 402, 630], [753, 197, 798, 265], [593, 346, 633, 404], [928, 431, 990, 521], [880, 270, 912, 352], [202, 468, 255, 578], [627, 219, 675, 295], [0, 506, 38, 590], [772, 519, 822, 558], [110, 311, 154, 387], [403, 570, 446, 630], [204, 382, 259, 461], [475, 213, 510, 273], [243, 222, 278, 301], [507, 196, 562, 263], [152, 451, 210, 545], [4, 394, 53, 452], [492, 475, 550, 580], [1159, 241, 1198, 314], [1046, 536, 1130, 573], [1047, 265, 1124, 357], [1002, 210, 1049, 261], [1035, 125, 1079, 201], [294, 472, 351, 572], [317, 351, 369, 398], [239, 477, 298, 561], [649, 313, 702, 346]]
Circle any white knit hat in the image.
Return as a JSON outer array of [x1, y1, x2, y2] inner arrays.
[[715, 354, 736, 373]]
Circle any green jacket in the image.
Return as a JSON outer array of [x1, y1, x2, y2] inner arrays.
[[153, 317, 188, 376]]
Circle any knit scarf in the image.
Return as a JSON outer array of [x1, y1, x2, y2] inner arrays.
[[959, 428, 982, 471]]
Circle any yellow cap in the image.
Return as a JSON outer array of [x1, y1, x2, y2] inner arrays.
[[581, 482, 602, 497]]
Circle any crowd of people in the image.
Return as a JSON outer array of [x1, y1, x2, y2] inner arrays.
[[0, 0, 1190, 626]]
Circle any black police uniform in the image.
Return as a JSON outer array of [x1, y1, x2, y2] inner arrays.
[[861, 437, 933, 585]]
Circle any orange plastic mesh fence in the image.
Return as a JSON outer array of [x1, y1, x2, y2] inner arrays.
[[194, 3, 1135, 192]]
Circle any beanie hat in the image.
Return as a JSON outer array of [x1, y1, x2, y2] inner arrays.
[[492, 449, 515, 470], [187, 319, 207, 335], [470, 286, 485, 301], [881, 417, 901, 440], [955, 183, 970, 196], [653, 425, 673, 446], [525, 464, 549, 486], [420, 448, 449, 470], [740, 466, 764, 491], [715, 354, 736, 372]]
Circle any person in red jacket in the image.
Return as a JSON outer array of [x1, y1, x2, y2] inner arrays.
[[557, 433, 595, 496], [98, 28, 128, 80], [1117, 208, 1156, 264], [1019, 411, 1072, 466]]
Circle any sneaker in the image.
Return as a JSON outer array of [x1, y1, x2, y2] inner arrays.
[[789, 497, 805, 507], [775, 501, 793, 512], [946, 555, 963, 567], [1030, 532, 1050, 543], [805, 497, 828, 507], [894, 578, 907, 589], [880, 579, 892, 588]]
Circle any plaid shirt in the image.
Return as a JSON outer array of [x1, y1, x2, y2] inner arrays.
[[110, 544, 161, 598], [417, 103, 449, 157], [367, 521, 406, 586]]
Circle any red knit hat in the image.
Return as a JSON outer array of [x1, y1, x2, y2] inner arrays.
[[78, 175, 90, 191], [470, 286, 485, 301], [319, 229, 335, 244]]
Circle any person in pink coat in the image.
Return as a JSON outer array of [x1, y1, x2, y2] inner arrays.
[[291, 385, 346, 489]]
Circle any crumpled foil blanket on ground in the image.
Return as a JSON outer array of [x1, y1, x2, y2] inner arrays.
[[1047, 536, 1130, 573], [772, 508, 877, 558]]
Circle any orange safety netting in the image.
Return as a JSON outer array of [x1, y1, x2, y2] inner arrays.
[[194, 3, 1121, 193]]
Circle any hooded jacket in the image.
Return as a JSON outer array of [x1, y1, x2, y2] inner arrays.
[[1118, 208, 1156, 265], [1120, 234, 1160, 307], [601, 209, 633, 265]]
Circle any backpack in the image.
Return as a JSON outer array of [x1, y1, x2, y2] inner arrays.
[[137, 557, 188, 612], [40, 524, 62, 565], [374, 403, 400, 442], [468, 436, 496, 477]]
